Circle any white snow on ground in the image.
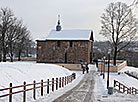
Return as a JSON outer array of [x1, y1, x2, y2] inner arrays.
[[1, 62, 138, 102], [0, 62, 72, 88], [0, 62, 83, 102], [35, 65, 94, 102], [35, 70, 83, 102], [94, 65, 138, 102]]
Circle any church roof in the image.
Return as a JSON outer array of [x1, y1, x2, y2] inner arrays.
[[37, 29, 93, 41]]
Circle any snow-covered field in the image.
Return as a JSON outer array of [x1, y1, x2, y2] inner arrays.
[[0, 62, 72, 87], [0, 62, 83, 102]]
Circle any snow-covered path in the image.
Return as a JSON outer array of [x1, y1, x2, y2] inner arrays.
[[52, 65, 96, 102]]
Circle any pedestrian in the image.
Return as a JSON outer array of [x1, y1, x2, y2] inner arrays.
[[95, 59, 98, 68], [86, 63, 89, 73], [81, 62, 86, 74]]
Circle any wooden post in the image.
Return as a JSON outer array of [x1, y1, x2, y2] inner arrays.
[[59, 77, 61, 88], [69, 76, 70, 83], [56, 78, 58, 90], [132, 87, 134, 94], [68, 76, 70, 83], [129, 87, 131, 94], [9, 83, 12, 102], [123, 85, 125, 93], [128, 87, 131, 94], [62, 77, 64, 87], [41, 80, 43, 96], [127, 87, 129, 94], [132, 87, 136, 94], [114, 80, 116, 87], [67, 76, 68, 84], [47, 79, 49, 94], [52, 78, 54, 92], [69, 76, 71, 83], [70, 75, 72, 83], [119, 83, 121, 91], [33, 81, 36, 100], [23, 81, 26, 102], [65, 77, 66, 86]]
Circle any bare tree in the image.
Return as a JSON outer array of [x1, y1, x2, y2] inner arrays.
[[15, 26, 30, 61], [100, 2, 138, 65], [7, 19, 23, 62], [0, 7, 32, 62], [0, 8, 14, 62]]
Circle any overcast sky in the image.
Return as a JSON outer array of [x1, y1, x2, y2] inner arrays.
[[0, 0, 135, 41]]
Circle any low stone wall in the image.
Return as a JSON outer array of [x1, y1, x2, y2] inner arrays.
[[56, 64, 82, 70], [98, 61, 127, 72]]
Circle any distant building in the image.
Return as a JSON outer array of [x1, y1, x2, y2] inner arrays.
[[36, 16, 94, 64]]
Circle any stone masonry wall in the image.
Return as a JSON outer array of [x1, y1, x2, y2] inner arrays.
[[37, 40, 93, 64]]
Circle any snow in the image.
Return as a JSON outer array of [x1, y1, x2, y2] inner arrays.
[[0, 62, 138, 102], [94, 65, 138, 102], [120, 66, 138, 73], [37, 29, 93, 41], [35, 70, 83, 102], [0, 62, 83, 102], [0, 62, 72, 87]]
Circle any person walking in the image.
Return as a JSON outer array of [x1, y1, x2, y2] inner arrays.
[[86, 63, 89, 73], [81, 62, 86, 74]]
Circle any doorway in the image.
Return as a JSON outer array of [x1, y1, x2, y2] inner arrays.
[[65, 52, 67, 63]]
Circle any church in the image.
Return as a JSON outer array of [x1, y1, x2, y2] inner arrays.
[[36, 16, 94, 64]]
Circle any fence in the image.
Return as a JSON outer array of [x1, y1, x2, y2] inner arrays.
[[98, 60, 127, 72], [114, 80, 138, 94], [124, 71, 138, 80], [0, 73, 76, 102]]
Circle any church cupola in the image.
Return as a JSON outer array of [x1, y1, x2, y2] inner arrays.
[[56, 15, 62, 31]]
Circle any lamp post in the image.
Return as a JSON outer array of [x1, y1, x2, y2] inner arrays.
[[107, 49, 111, 89], [103, 56, 106, 79]]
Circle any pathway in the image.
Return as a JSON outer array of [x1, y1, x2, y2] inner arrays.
[[53, 67, 96, 102]]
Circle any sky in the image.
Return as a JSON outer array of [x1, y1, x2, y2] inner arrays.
[[0, 0, 136, 41]]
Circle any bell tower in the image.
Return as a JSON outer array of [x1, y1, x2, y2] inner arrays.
[[56, 15, 62, 31]]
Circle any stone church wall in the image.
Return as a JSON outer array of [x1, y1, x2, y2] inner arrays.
[[37, 40, 93, 64]]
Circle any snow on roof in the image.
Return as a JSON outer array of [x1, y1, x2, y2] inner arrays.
[[37, 29, 93, 41]]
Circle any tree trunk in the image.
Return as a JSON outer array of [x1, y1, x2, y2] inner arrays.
[[2, 31, 6, 62], [3, 48, 7, 62], [18, 49, 21, 61], [9, 43, 13, 62], [10, 55, 13, 62], [10, 53, 13, 62], [113, 46, 117, 65]]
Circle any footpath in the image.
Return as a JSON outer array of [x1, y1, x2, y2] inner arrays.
[[53, 67, 96, 102]]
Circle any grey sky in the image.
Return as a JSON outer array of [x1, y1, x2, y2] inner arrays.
[[0, 0, 134, 41]]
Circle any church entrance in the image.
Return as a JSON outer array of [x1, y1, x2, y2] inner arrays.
[[65, 52, 67, 63]]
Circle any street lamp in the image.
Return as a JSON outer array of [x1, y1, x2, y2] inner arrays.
[[103, 56, 106, 79], [107, 49, 111, 89], [100, 58, 103, 75]]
